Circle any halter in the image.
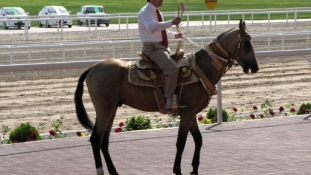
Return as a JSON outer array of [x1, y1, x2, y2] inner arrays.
[[207, 29, 248, 76]]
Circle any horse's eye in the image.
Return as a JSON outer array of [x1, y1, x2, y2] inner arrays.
[[243, 40, 251, 49]]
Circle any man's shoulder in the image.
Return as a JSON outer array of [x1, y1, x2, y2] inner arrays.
[[138, 4, 151, 16]]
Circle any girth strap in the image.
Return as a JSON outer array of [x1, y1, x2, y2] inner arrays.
[[149, 70, 166, 114]]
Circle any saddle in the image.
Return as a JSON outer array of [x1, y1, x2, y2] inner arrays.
[[128, 52, 193, 115]]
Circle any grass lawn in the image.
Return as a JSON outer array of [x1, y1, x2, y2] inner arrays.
[[1, 0, 310, 23], [1, 0, 310, 14]]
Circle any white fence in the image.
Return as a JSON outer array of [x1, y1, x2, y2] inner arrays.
[[1, 31, 311, 71]]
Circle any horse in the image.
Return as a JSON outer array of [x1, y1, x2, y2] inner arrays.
[[74, 19, 259, 175]]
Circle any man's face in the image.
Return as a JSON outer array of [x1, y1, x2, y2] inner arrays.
[[150, 0, 163, 8]]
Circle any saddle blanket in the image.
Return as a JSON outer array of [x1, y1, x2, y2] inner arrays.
[[128, 53, 199, 88]]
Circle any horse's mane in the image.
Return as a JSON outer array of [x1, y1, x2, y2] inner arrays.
[[216, 28, 236, 40]]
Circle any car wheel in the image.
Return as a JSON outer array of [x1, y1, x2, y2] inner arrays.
[[28, 26, 31, 29], [97, 23, 100, 27], [105, 23, 109, 27], [38, 21, 43, 27], [3, 22, 8, 29], [46, 21, 51, 28], [68, 25, 72, 28], [18, 26, 21, 29], [78, 20, 82, 26]]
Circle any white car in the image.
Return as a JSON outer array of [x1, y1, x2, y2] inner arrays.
[[0, 7, 31, 29], [38, 6, 72, 28], [77, 5, 110, 27]]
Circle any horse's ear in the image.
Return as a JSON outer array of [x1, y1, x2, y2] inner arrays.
[[239, 19, 248, 33]]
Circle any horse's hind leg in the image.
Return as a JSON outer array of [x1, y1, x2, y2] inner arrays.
[[101, 107, 119, 175], [189, 121, 202, 175], [90, 124, 105, 175], [90, 105, 118, 175]]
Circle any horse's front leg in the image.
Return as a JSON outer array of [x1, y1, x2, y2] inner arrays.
[[189, 121, 202, 175], [173, 116, 195, 175]]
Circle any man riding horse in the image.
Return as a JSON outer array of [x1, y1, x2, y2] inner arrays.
[[138, 0, 186, 112]]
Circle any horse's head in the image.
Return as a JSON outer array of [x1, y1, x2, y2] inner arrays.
[[216, 19, 259, 74]]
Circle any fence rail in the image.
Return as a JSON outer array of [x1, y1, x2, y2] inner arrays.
[[1, 49, 310, 73], [1, 31, 310, 68]]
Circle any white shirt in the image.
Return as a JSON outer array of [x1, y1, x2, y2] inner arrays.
[[138, 3, 176, 43]]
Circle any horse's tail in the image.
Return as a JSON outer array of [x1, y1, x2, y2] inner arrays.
[[74, 69, 94, 132]]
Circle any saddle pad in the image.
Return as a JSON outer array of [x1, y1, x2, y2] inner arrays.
[[128, 61, 155, 87], [128, 54, 199, 88]]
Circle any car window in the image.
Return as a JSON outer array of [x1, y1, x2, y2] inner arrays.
[[5, 9, 14, 15], [97, 7, 105, 13], [15, 8, 26, 15], [58, 6, 68, 14], [85, 7, 95, 13], [48, 7, 56, 13]]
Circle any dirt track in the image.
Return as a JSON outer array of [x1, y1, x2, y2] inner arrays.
[[1, 21, 311, 134]]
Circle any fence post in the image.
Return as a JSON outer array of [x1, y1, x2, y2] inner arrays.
[[126, 18, 129, 37], [187, 15, 190, 33], [294, 9, 297, 30], [268, 12, 271, 31], [214, 14, 217, 32], [202, 12, 204, 27], [227, 11, 230, 25], [118, 15, 121, 31], [61, 19, 64, 39], [217, 80, 223, 124], [95, 18, 98, 38], [251, 11, 254, 25]]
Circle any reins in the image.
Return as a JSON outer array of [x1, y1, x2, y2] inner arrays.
[[182, 35, 229, 63]]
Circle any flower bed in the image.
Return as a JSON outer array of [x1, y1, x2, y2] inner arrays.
[[1, 100, 310, 144]]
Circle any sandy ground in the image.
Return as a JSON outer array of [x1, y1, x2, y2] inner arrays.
[[1, 21, 311, 135]]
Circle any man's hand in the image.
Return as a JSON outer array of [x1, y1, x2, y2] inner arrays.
[[175, 33, 183, 39], [172, 17, 181, 25]]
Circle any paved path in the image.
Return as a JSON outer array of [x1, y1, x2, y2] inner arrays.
[[0, 115, 310, 175]]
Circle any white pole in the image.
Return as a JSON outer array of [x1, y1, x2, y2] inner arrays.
[[217, 79, 223, 124]]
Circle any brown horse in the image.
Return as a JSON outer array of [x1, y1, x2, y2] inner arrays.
[[75, 19, 259, 175]]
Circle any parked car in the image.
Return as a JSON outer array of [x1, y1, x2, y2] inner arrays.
[[77, 5, 110, 27], [0, 7, 31, 29], [38, 6, 72, 28]]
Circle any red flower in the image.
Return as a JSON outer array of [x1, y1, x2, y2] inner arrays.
[[232, 107, 238, 112], [198, 115, 204, 121], [49, 130, 56, 136], [119, 122, 125, 127], [259, 114, 264, 118], [302, 108, 306, 114], [279, 106, 284, 112], [250, 114, 255, 119], [253, 106, 258, 111], [27, 138, 34, 142], [269, 110, 275, 116], [290, 108, 296, 113], [76, 131, 82, 137], [32, 131, 37, 137], [115, 128, 122, 133]]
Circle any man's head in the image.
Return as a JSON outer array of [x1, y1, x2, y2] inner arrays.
[[148, 0, 163, 8]]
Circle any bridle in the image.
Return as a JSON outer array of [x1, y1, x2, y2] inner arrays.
[[187, 29, 250, 96], [185, 28, 249, 76]]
